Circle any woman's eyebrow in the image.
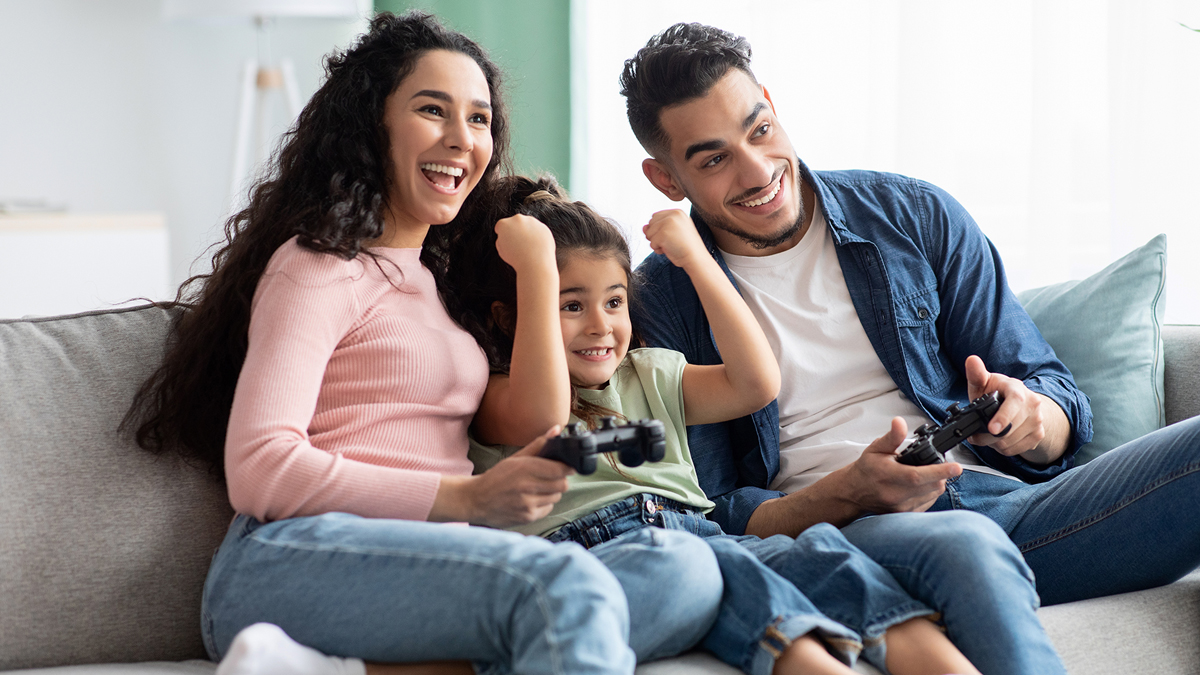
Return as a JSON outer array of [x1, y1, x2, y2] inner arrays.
[[411, 89, 491, 110]]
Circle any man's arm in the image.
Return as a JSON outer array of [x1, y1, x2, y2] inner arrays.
[[914, 181, 1093, 477], [744, 417, 962, 538]]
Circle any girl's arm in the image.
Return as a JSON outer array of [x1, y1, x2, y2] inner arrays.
[[472, 214, 572, 446], [643, 209, 780, 426]]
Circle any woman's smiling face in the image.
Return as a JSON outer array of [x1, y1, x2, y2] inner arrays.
[[381, 49, 494, 245]]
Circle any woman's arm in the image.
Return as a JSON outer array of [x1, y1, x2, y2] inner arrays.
[[643, 210, 780, 426], [472, 214, 572, 446], [431, 427, 570, 526]]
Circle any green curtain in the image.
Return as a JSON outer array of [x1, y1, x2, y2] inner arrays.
[[374, 0, 572, 189]]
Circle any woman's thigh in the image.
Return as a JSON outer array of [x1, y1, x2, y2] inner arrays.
[[203, 513, 632, 673]]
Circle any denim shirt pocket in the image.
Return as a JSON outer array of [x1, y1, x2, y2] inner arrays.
[[895, 287, 954, 394]]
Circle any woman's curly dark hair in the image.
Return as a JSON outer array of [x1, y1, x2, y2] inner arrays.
[[125, 11, 511, 473]]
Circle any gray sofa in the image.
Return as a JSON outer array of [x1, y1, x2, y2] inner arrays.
[[2, 304, 1199, 674]]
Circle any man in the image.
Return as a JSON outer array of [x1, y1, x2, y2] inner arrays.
[[623, 22, 1200, 609]]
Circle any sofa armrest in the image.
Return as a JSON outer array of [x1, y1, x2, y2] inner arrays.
[[1164, 324, 1200, 425]]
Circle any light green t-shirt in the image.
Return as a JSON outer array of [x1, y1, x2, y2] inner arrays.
[[469, 348, 715, 537]]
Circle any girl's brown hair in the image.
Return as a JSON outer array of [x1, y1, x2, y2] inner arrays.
[[445, 175, 641, 429]]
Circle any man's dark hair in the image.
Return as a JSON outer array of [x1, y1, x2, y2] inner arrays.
[[619, 22, 755, 158]]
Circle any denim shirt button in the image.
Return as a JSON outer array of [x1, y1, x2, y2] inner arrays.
[[917, 307, 930, 319]]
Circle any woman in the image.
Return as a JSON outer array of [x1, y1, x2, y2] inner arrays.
[[126, 12, 719, 675]]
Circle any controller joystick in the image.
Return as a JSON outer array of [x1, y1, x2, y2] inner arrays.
[[896, 392, 1009, 466], [540, 417, 667, 475]]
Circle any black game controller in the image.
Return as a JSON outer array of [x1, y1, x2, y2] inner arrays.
[[540, 417, 667, 475], [896, 392, 1011, 466]]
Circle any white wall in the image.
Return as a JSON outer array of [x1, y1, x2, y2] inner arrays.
[[572, 0, 1200, 323], [0, 0, 366, 300]]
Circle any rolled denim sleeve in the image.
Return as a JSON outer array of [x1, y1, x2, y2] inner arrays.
[[709, 486, 786, 535], [916, 182, 1093, 480]]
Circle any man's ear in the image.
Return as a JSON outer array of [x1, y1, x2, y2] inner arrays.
[[490, 301, 516, 337], [762, 85, 777, 115], [642, 158, 687, 202]]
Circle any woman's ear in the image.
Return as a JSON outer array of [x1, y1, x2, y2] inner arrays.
[[490, 301, 516, 337]]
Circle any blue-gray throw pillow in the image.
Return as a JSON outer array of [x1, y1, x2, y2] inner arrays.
[[1017, 234, 1166, 464]]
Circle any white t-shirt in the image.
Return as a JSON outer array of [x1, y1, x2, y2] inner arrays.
[[721, 209, 1012, 493]]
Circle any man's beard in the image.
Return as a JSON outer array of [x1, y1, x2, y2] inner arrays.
[[691, 179, 807, 251]]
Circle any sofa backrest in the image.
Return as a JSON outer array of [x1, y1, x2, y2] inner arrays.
[[0, 305, 233, 670]]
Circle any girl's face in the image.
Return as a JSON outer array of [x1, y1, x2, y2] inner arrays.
[[381, 49, 494, 245], [558, 252, 633, 390]]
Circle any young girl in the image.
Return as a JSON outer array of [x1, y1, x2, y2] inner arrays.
[[451, 175, 982, 675]]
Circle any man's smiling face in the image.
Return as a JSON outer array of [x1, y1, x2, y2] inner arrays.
[[642, 68, 808, 257]]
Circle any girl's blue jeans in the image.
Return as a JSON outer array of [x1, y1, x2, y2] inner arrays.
[[548, 494, 931, 674], [552, 493, 1067, 675], [201, 513, 719, 675]]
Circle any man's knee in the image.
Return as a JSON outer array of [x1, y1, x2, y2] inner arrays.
[[904, 511, 1033, 585], [848, 511, 1031, 580]]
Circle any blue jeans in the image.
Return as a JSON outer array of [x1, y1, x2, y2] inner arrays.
[[548, 494, 930, 674], [842, 511, 1064, 675], [586, 526, 723, 662], [929, 416, 1200, 605], [202, 513, 637, 675]]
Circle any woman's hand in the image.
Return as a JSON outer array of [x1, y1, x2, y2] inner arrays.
[[494, 214, 557, 275], [644, 209, 707, 272], [433, 427, 572, 527]]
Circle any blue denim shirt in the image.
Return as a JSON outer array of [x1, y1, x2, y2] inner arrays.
[[632, 161, 1094, 536]]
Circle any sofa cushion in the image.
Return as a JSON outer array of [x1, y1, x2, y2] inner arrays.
[[1017, 234, 1167, 463], [0, 305, 234, 671]]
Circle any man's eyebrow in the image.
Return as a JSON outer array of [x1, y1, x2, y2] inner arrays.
[[683, 102, 769, 162], [411, 89, 492, 110], [685, 139, 724, 162], [742, 102, 767, 131]]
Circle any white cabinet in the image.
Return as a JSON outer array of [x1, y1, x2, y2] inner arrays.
[[0, 213, 170, 319]]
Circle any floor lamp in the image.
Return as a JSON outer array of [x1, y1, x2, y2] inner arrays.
[[161, 0, 363, 210]]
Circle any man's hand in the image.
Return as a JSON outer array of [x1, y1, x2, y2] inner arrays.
[[964, 355, 1070, 464], [494, 214, 556, 275], [844, 417, 962, 514], [745, 417, 961, 538], [643, 209, 708, 272]]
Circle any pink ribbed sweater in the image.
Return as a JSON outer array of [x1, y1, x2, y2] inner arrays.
[[225, 237, 489, 522]]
